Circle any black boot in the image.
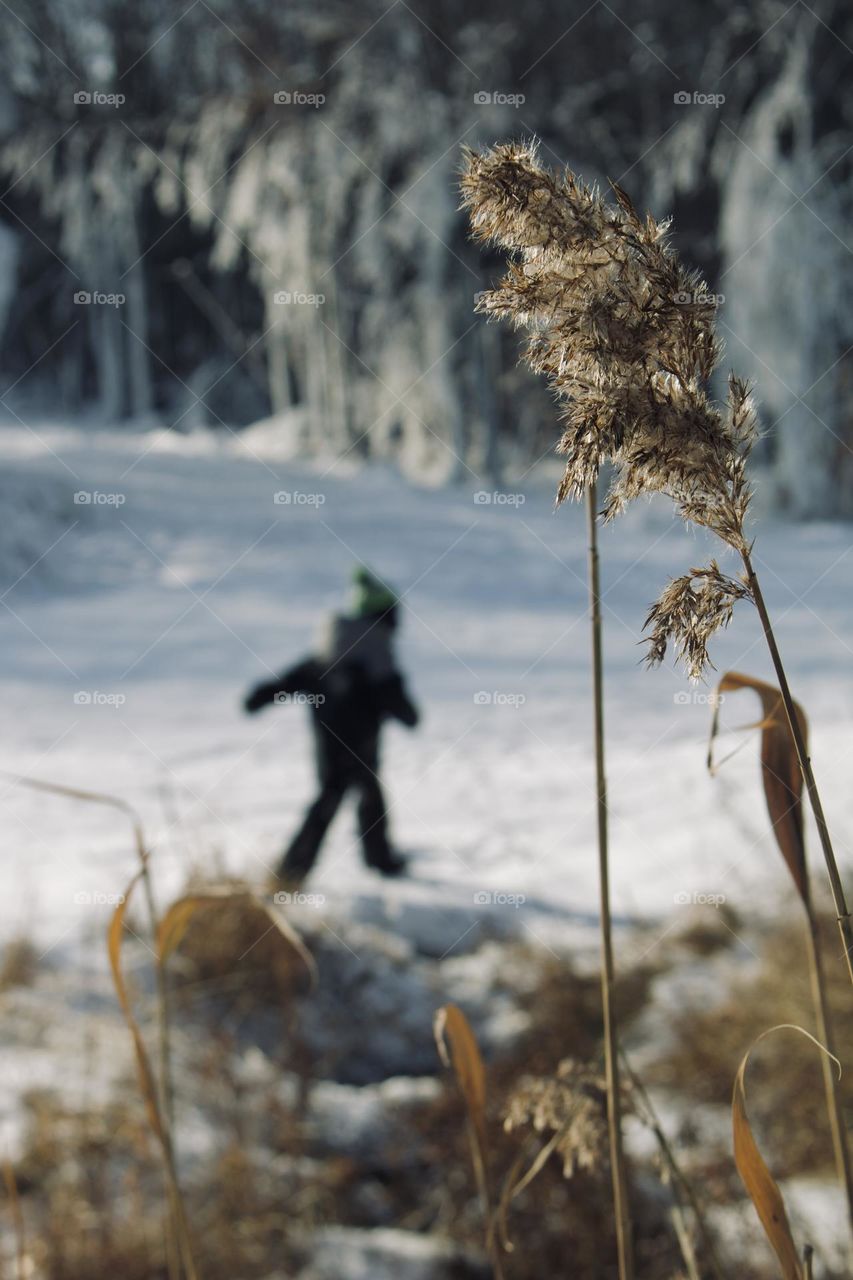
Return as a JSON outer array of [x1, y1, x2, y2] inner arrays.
[[367, 849, 408, 877], [276, 782, 345, 884], [356, 777, 407, 876]]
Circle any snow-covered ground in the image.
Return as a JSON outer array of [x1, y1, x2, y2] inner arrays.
[[1, 418, 852, 969]]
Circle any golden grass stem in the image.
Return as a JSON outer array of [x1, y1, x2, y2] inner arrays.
[[110, 873, 199, 1280], [587, 484, 633, 1280], [741, 553, 853, 983], [140, 860, 180, 1280], [3, 1160, 26, 1280], [802, 900, 853, 1239], [621, 1055, 726, 1280], [136, 834, 176, 1126], [669, 1203, 701, 1280], [0, 775, 185, 1277]]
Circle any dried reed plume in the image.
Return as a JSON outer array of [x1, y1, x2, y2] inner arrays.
[[460, 140, 853, 983], [461, 140, 754, 680], [503, 1059, 611, 1179]]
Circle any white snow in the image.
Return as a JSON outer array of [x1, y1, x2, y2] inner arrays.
[[1, 417, 851, 1268], [1, 418, 852, 971]]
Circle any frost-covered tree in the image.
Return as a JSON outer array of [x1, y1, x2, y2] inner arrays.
[[0, 0, 851, 508]]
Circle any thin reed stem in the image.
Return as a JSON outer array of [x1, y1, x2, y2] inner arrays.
[[3, 1160, 26, 1280], [621, 1054, 726, 1280], [587, 483, 633, 1280], [134, 832, 176, 1131], [802, 897, 853, 1240], [135, 838, 181, 1280], [742, 550, 853, 983]]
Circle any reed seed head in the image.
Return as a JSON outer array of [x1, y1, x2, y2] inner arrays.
[[460, 141, 759, 677], [503, 1058, 623, 1179]]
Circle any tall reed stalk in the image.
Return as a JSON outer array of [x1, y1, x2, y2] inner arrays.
[[459, 140, 852, 984], [802, 899, 853, 1234], [587, 482, 633, 1280], [741, 555, 853, 981]]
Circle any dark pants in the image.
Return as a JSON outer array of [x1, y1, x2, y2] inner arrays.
[[277, 737, 394, 880]]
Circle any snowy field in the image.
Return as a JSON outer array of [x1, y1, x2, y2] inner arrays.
[[1, 418, 852, 970]]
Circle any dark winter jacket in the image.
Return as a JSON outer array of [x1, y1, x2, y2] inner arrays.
[[244, 652, 419, 780]]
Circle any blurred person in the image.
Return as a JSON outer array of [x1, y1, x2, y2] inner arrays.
[[244, 567, 419, 885]]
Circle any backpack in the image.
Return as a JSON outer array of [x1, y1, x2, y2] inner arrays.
[[319, 613, 395, 680]]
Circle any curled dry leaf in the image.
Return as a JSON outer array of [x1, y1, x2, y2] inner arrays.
[[434, 1004, 504, 1275], [434, 1003, 487, 1149], [157, 888, 318, 987], [733, 1025, 840, 1280], [708, 671, 808, 900], [108, 871, 165, 1142]]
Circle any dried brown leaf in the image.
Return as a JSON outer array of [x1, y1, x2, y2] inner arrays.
[[708, 672, 808, 900], [158, 888, 317, 986], [733, 1025, 838, 1280]]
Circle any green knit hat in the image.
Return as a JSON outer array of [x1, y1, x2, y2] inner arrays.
[[351, 566, 397, 618]]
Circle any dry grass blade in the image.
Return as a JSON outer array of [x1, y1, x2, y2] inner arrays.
[[108, 872, 165, 1142], [733, 1024, 839, 1280], [0, 770, 146, 848], [109, 875, 198, 1280], [622, 1055, 726, 1280], [493, 1128, 566, 1257], [434, 1004, 502, 1277], [708, 671, 808, 900], [709, 673, 853, 1238], [435, 1004, 486, 1123], [158, 889, 317, 987], [3, 1159, 26, 1280]]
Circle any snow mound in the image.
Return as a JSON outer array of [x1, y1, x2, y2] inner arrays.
[[297, 1227, 487, 1280], [0, 463, 78, 588]]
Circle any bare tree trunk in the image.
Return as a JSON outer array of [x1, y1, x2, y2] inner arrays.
[[478, 320, 501, 484], [92, 302, 124, 422], [124, 249, 153, 419], [265, 312, 292, 415]]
